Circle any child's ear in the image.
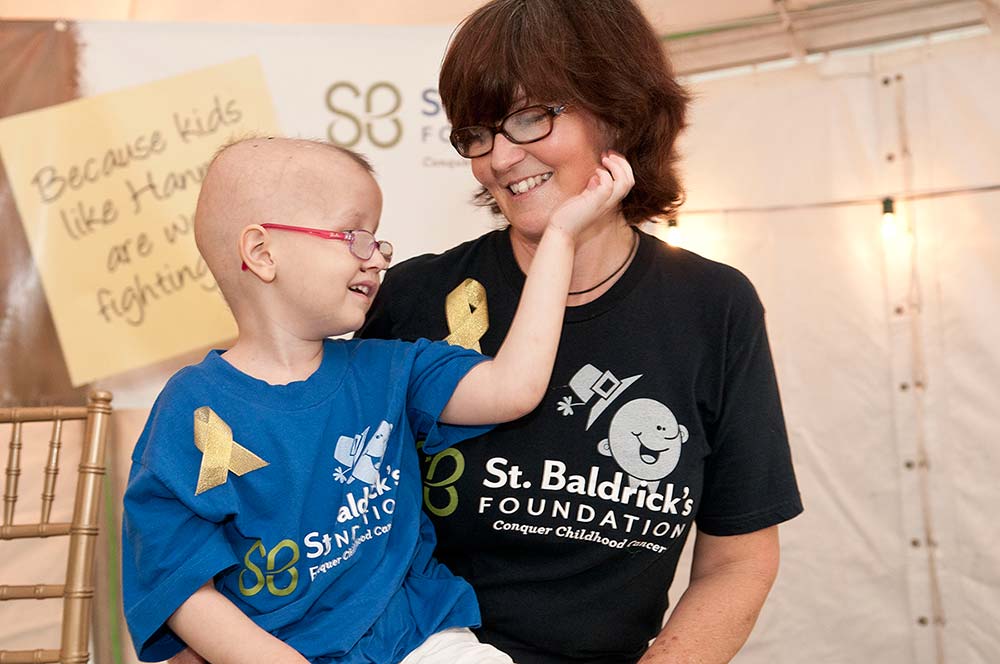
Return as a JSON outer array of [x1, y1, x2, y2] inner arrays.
[[239, 225, 277, 282]]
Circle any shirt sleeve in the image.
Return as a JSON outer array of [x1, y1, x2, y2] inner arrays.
[[121, 386, 242, 661], [696, 281, 804, 536], [405, 338, 493, 454]]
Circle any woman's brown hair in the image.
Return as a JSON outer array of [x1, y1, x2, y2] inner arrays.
[[439, 0, 690, 224]]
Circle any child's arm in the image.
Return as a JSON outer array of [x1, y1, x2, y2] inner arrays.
[[166, 582, 310, 664], [440, 152, 634, 425], [168, 647, 208, 664]]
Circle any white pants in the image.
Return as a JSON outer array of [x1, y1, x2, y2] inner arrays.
[[398, 627, 516, 664]]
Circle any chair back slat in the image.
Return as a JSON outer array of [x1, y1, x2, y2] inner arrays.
[[0, 649, 60, 663], [1, 523, 72, 539], [0, 584, 65, 600], [4, 421, 23, 526], [40, 419, 63, 524]]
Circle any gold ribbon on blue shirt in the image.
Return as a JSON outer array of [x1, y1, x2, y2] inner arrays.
[[444, 278, 489, 352], [193, 406, 269, 495]]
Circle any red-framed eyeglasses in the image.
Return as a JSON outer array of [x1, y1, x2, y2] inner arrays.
[[241, 223, 394, 270]]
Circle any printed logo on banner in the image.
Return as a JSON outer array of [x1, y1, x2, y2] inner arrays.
[[325, 82, 403, 148], [322, 81, 465, 169]]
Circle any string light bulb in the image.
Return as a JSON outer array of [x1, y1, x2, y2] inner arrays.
[[665, 217, 682, 247], [881, 197, 898, 240]]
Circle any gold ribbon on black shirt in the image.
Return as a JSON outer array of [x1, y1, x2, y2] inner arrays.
[[444, 278, 489, 352]]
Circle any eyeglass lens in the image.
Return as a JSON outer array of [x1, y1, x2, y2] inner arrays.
[[350, 230, 393, 262], [452, 105, 556, 158]]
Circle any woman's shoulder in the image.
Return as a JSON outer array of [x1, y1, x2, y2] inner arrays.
[[385, 229, 504, 282], [640, 229, 763, 311], [643, 229, 756, 286], [371, 229, 506, 326]]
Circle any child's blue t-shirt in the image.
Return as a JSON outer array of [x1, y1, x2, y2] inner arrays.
[[121, 338, 491, 663]]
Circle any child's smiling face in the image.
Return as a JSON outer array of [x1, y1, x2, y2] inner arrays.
[[266, 149, 388, 338], [195, 138, 390, 343]]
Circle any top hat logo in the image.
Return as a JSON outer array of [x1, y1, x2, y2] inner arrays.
[[333, 421, 393, 485], [568, 364, 642, 430]]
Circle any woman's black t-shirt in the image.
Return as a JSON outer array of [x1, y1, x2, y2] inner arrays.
[[358, 228, 803, 664]]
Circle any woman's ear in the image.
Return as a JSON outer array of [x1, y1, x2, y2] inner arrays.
[[239, 225, 277, 282], [592, 115, 620, 153]]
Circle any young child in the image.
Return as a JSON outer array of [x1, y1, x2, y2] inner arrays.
[[121, 137, 633, 664]]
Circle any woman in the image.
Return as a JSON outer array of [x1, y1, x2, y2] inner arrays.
[[359, 1, 803, 663]]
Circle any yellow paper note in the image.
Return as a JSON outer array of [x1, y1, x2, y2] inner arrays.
[[0, 57, 279, 386]]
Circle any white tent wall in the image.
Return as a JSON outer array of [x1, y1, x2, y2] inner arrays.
[[0, 14, 998, 664], [671, 33, 1000, 663]]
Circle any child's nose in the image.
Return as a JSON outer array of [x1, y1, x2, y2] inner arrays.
[[363, 250, 389, 271]]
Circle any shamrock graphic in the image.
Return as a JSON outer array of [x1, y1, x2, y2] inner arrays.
[[557, 395, 585, 416]]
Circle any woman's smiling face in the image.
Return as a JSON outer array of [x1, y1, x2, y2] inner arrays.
[[470, 103, 611, 240]]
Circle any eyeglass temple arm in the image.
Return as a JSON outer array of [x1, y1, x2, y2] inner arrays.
[[261, 223, 350, 241]]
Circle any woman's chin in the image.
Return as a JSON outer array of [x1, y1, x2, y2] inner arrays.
[[499, 200, 559, 238], [504, 215, 552, 241]]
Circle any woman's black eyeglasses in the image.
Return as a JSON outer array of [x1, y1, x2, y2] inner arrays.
[[449, 104, 566, 159]]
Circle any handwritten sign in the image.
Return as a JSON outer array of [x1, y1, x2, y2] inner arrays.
[[0, 57, 278, 386]]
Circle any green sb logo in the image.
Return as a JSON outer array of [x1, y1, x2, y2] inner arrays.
[[421, 443, 465, 518], [239, 539, 300, 597], [326, 81, 403, 148]]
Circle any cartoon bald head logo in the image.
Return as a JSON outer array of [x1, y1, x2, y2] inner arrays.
[[599, 398, 688, 485]]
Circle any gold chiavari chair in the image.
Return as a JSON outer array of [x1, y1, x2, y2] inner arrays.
[[0, 391, 113, 664]]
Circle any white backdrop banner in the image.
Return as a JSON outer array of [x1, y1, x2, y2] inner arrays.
[[78, 22, 492, 265]]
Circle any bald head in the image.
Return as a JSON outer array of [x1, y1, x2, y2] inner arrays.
[[193, 137, 376, 310]]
